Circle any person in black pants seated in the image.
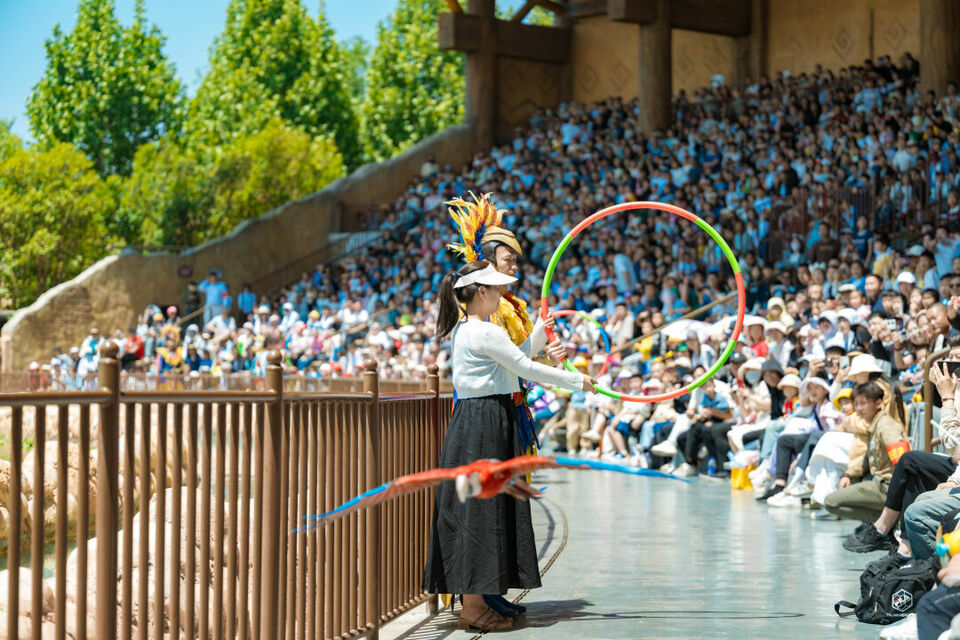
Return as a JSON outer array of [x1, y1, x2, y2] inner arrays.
[[841, 450, 955, 553], [915, 508, 960, 640], [674, 378, 733, 477], [844, 364, 960, 554]]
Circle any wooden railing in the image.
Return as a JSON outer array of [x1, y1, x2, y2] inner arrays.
[[3, 369, 453, 394], [1, 341, 452, 640]]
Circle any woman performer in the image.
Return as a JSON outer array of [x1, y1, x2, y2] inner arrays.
[[422, 261, 595, 631], [446, 193, 566, 618]]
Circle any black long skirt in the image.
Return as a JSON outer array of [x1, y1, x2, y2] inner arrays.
[[421, 394, 541, 595]]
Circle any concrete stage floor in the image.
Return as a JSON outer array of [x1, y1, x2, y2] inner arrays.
[[382, 465, 890, 640]]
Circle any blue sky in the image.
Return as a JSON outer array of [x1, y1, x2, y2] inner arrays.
[[1, 0, 525, 141]]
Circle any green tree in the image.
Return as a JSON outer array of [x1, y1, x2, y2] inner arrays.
[[26, 0, 184, 176], [0, 143, 112, 306], [205, 120, 345, 239], [0, 121, 21, 162], [341, 36, 371, 100], [185, 63, 282, 160], [361, 0, 465, 162], [111, 139, 210, 247], [116, 120, 344, 247], [189, 0, 360, 166]]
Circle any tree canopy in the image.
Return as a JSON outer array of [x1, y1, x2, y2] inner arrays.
[[0, 143, 112, 307], [188, 0, 361, 167], [360, 0, 465, 162], [26, 0, 184, 176], [7, 0, 476, 308], [115, 120, 344, 248]]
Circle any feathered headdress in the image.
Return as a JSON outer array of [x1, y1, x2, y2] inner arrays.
[[447, 192, 522, 263]]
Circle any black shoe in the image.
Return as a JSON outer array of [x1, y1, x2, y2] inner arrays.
[[842, 525, 898, 553], [482, 594, 522, 617], [756, 485, 783, 502]]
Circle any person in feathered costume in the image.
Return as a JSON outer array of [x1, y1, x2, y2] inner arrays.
[[445, 193, 566, 618], [448, 194, 533, 347]]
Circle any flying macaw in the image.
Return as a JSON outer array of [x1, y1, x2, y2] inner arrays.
[[296, 455, 688, 532]]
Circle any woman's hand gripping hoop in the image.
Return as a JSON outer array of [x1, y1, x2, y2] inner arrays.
[[550, 309, 612, 377], [540, 201, 745, 403]]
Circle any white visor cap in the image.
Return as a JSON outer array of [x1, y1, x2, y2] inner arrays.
[[453, 264, 518, 289]]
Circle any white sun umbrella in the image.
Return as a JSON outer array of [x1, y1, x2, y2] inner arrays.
[[661, 319, 713, 342]]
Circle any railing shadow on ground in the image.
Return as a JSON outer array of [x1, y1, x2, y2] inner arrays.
[[1, 341, 452, 640]]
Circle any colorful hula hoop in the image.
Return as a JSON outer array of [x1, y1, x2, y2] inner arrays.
[[540, 201, 745, 403], [551, 309, 612, 376]]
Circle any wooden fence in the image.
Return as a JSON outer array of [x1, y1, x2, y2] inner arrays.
[[1, 341, 452, 640]]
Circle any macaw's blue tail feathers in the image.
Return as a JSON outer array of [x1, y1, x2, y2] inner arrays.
[[294, 481, 392, 533], [553, 456, 692, 483]]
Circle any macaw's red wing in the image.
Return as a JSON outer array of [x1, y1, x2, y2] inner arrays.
[[296, 459, 503, 531], [493, 455, 563, 479]]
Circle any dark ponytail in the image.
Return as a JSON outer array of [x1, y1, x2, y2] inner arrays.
[[436, 261, 490, 340]]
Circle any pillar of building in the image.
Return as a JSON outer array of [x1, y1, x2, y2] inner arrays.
[[464, 0, 497, 151], [919, 0, 960, 98], [733, 0, 768, 85], [636, 0, 672, 132]]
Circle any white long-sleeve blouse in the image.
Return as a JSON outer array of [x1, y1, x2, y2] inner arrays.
[[450, 318, 584, 399]]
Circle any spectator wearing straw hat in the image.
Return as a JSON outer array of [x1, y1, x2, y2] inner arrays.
[[766, 321, 792, 369], [761, 374, 842, 503], [743, 317, 769, 358]]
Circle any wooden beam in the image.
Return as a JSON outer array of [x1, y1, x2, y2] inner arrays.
[[535, 0, 569, 14], [511, 0, 536, 22], [670, 0, 750, 36], [438, 12, 482, 51], [444, 0, 463, 12], [496, 22, 572, 63], [568, 0, 608, 18], [607, 0, 656, 24]]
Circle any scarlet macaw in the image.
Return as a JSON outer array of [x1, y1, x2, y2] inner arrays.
[[297, 455, 687, 532]]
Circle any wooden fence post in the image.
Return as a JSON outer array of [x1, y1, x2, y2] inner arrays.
[[96, 341, 121, 640], [260, 351, 284, 638], [362, 360, 381, 639], [425, 364, 440, 615]]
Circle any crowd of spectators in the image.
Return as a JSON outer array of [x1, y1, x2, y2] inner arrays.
[[23, 49, 960, 637], [39, 53, 960, 392]]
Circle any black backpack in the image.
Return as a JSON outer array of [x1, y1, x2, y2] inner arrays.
[[835, 555, 939, 624]]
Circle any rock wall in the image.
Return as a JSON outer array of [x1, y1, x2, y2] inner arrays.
[[1, 123, 480, 371]]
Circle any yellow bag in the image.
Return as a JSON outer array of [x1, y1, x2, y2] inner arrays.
[[730, 463, 756, 490]]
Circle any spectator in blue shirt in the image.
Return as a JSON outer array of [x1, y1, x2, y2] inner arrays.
[[673, 378, 733, 477]]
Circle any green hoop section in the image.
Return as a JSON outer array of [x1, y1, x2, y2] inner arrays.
[[539, 201, 746, 404]]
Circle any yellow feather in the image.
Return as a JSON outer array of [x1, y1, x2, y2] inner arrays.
[[446, 192, 508, 264]]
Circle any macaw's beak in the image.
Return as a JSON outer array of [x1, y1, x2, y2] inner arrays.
[[455, 472, 482, 502], [456, 475, 470, 503]]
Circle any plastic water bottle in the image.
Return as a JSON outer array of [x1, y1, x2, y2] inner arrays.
[[707, 457, 717, 475]]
